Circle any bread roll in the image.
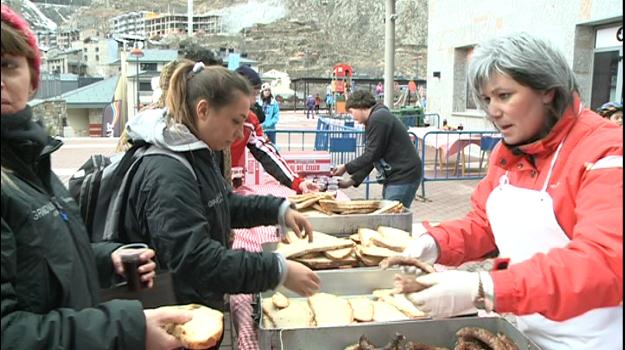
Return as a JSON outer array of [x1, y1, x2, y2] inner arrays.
[[161, 304, 223, 350]]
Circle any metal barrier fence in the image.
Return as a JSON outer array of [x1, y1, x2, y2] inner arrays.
[[271, 123, 501, 201], [415, 129, 501, 200]]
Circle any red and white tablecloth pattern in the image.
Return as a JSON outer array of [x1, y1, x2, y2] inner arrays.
[[229, 182, 349, 350], [229, 183, 287, 350]]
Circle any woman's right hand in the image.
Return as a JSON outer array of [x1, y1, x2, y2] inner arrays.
[[143, 308, 193, 350], [283, 260, 321, 296]]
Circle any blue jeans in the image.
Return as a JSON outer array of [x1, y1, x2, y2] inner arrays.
[[383, 181, 420, 208]]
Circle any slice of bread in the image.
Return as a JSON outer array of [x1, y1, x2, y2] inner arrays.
[[358, 228, 382, 247], [308, 293, 353, 326], [271, 300, 315, 328], [372, 301, 409, 322], [348, 297, 374, 322], [161, 304, 223, 350], [272, 292, 290, 309]]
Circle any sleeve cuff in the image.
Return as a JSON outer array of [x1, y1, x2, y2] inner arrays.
[[481, 271, 496, 312], [291, 177, 304, 194], [274, 252, 288, 286], [491, 270, 517, 313], [277, 200, 293, 237]]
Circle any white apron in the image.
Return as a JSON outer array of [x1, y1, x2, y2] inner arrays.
[[486, 141, 623, 350]]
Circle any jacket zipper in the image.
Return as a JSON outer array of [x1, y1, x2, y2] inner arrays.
[[50, 196, 69, 222]]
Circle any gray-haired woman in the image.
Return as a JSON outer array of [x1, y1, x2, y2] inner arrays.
[[399, 32, 622, 350]]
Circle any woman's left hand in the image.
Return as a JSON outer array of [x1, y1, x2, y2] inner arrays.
[[284, 209, 314, 242], [111, 248, 157, 288]]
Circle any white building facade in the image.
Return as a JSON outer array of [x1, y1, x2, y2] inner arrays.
[[426, 0, 623, 130]]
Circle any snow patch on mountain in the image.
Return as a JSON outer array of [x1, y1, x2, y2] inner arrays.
[[21, 0, 58, 31], [218, 0, 286, 33]]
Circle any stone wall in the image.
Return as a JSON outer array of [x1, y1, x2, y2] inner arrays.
[[32, 100, 67, 137]]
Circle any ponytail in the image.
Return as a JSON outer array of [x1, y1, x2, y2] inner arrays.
[[166, 59, 198, 135], [165, 61, 252, 138]]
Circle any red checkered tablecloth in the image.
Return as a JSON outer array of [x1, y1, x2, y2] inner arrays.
[[228, 183, 348, 350]]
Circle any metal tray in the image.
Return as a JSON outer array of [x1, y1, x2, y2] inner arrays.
[[304, 209, 412, 237], [261, 267, 399, 299], [268, 317, 542, 350], [259, 268, 410, 348]]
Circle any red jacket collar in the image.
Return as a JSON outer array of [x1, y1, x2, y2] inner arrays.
[[494, 94, 582, 170]]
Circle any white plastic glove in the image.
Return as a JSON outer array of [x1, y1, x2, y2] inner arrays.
[[400, 234, 439, 274], [406, 271, 493, 318]]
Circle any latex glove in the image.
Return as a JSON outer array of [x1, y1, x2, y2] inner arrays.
[[406, 270, 489, 318], [284, 208, 314, 242], [400, 234, 439, 274], [331, 164, 347, 176], [284, 260, 321, 296], [299, 179, 320, 193], [338, 178, 355, 189], [143, 308, 193, 350], [111, 247, 157, 288]]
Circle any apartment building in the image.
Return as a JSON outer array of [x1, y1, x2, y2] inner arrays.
[[109, 11, 156, 37], [56, 29, 80, 49], [144, 12, 223, 37], [71, 37, 120, 77]]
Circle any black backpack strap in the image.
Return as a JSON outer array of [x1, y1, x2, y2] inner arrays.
[[102, 143, 197, 242]]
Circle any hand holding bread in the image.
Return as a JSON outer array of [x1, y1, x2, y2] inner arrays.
[[153, 304, 224, 350]]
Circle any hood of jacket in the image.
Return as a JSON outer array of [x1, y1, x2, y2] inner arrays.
[[125, 108, 209, 152]]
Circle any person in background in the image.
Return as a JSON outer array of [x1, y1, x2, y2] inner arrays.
[[400, 33, 622, 350], [234, 66, 319, 194], [597, 101, 623, 127], [305, 94, 316, 120], [1, 4, 191, 349], [119, 62, 320, 349], [315, 93, 322, 116], [375, 81, 384, 99], [331, 90, 423, 208], [259, 83, 280, 143], [325, 92, 334, 115]]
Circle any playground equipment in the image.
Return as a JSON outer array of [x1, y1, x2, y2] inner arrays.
[[330, 63, 353, 115]]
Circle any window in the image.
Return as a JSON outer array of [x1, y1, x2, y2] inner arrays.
[[139, 81, 152, 91], [591, 50, 620, 110], [452, 45, 477, 112], [96, 55, 100, 61], [140, 63, 157, 71], [465, 47, 477, 110]]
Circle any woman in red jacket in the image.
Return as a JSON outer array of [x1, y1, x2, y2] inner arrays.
[[400, 32, 622, 349]]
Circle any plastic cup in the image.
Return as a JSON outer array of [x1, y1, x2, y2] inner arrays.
[[117, 243, 149, 291]]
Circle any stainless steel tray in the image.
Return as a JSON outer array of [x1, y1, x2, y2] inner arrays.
[[305, 209, 412, 237], [261, 267, 399, 299], [266, 317, 542, 350], [259, 268, 412, 348]]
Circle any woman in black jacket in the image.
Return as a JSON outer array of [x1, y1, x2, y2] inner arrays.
[[1, 4, 191, 349], [121, 61, 320, 313]]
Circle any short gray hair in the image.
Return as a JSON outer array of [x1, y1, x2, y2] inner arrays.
[[468, 32, 579, 121]]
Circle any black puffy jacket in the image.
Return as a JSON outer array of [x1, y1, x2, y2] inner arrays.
[[121, 110, 286, 310], [1, 107, 145, 349]]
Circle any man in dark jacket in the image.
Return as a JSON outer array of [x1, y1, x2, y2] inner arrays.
[[331, 90, 422, 208]]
